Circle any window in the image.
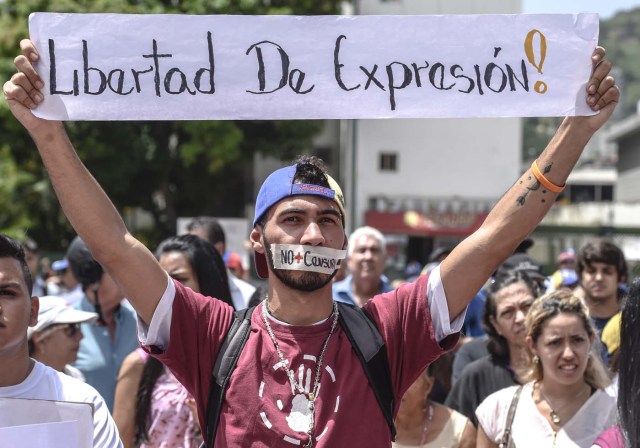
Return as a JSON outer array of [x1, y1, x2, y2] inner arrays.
[[379, 152, 398, 172]]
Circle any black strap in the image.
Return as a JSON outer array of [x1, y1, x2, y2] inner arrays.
[[203, 302, 396, 447], [336, 302, 396, 441], [204, 306, 255, 448]]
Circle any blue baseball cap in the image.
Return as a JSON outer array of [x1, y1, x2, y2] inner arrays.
[[252, 164, 346, 278]]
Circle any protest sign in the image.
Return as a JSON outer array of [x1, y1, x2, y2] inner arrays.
[[0, 398, 93, 448], [29, 13, 599, 120]]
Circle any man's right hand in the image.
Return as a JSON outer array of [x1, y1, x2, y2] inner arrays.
[[3, 39, 59, 134]]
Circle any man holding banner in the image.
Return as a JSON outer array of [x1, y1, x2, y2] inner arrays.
[[4, 20, 618, 448]]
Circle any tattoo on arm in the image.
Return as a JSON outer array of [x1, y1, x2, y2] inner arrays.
[[516, 162, 553, 206]]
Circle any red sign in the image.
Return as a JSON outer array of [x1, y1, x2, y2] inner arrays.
[[364, 210, 488, 236]]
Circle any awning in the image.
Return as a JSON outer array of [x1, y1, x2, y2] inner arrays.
[[364, 210, 488, 236]]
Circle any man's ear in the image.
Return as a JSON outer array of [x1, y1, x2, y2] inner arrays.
[[29, 296, 39, 327], [250, 227, 265, 255]]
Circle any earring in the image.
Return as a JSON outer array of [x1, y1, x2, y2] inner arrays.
[[533, 355, 540, 364]]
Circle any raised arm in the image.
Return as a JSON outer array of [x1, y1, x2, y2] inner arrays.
[[3, 39, 166, 324], [441, 47, 619, 319]]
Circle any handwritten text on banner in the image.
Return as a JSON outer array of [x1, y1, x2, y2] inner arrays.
[[28, 13, 599, 120]]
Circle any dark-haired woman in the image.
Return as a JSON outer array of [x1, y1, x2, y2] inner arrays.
[[445, 271, 541, 425], [593, 277, 640, 448], [113, 235, 233, 447]]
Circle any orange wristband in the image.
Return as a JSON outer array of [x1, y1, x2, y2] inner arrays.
[[531, 160, 565, 193]]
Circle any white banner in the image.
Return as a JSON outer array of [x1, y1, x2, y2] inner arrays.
[[0, 398, 93, 448], [28, 13, 599, 120]]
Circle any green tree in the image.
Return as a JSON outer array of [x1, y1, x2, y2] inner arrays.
[[0, 0, 340, 249], [600, 7, 640, 118]]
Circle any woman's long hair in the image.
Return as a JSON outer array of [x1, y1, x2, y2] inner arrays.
[[619, 278, 640, 448], [134, 234, 233, 444]]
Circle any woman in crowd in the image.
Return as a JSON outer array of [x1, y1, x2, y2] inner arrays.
[[445, 271, 541, 425], [113, 234, 233, 448], [393, 365, 476, 448], [476, 290, 615, 447], [28, 295, 98, 380]]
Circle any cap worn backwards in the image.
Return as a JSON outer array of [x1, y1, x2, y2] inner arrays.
[[252, 164, 346, 278]]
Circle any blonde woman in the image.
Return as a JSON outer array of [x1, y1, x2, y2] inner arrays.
[[476, 290, 615, 447]]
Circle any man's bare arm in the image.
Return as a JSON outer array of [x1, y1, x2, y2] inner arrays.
[[3, 39, 167, 324], [441, 47, 619, 319]]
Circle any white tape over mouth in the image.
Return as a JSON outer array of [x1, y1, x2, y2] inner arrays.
[[271, 244, 347, 274]]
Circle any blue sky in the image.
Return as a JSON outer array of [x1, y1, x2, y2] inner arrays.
[[523, 0, 640, 19]]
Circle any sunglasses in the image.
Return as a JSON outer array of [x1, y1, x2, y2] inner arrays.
[[48, 323, 82, 338], [62, 323, 82, 337], [36, 322, 83, 342]]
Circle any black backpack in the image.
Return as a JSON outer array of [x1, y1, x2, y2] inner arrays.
[[202, 301, 396, 447]]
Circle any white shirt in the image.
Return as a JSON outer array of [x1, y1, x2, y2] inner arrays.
[[476, 383, 616, 448], [228, 271, 256, 309], [0, 360, 123, 447], [139, 265, 465, 349]]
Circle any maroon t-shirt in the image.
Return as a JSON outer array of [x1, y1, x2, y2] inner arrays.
[[146, 276, 457, 447]]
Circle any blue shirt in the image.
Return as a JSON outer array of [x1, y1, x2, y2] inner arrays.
[[462, 290, 487, 337], [73, 296, 139, 411], [332, 274, 393, 305]]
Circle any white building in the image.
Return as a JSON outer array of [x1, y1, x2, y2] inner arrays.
[[342, 0, 522, 268]]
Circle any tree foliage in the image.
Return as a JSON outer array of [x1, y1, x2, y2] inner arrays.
[[600, 7, 640, 118], [0, 0, 341, 249], [523, 9, 640, 163]]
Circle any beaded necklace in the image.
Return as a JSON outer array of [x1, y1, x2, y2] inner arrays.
[[418, 403, 434, 448]]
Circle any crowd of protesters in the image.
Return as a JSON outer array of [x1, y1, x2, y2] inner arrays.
[[3, 224, 638, 447], [2, 34, 638, 448]]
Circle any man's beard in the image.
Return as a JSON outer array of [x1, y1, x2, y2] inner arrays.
[[263, 233, 338, 292]]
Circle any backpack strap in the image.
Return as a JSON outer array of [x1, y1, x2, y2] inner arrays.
[[336, 302, 397, 441], [204, 306, 256, 448], [202, 302, 397, 446]]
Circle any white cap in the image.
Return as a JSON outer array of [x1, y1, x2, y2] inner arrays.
[[27, 296, 98, 340]]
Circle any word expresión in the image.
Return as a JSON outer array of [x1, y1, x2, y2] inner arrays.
[[334, 35, 535, 111]]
